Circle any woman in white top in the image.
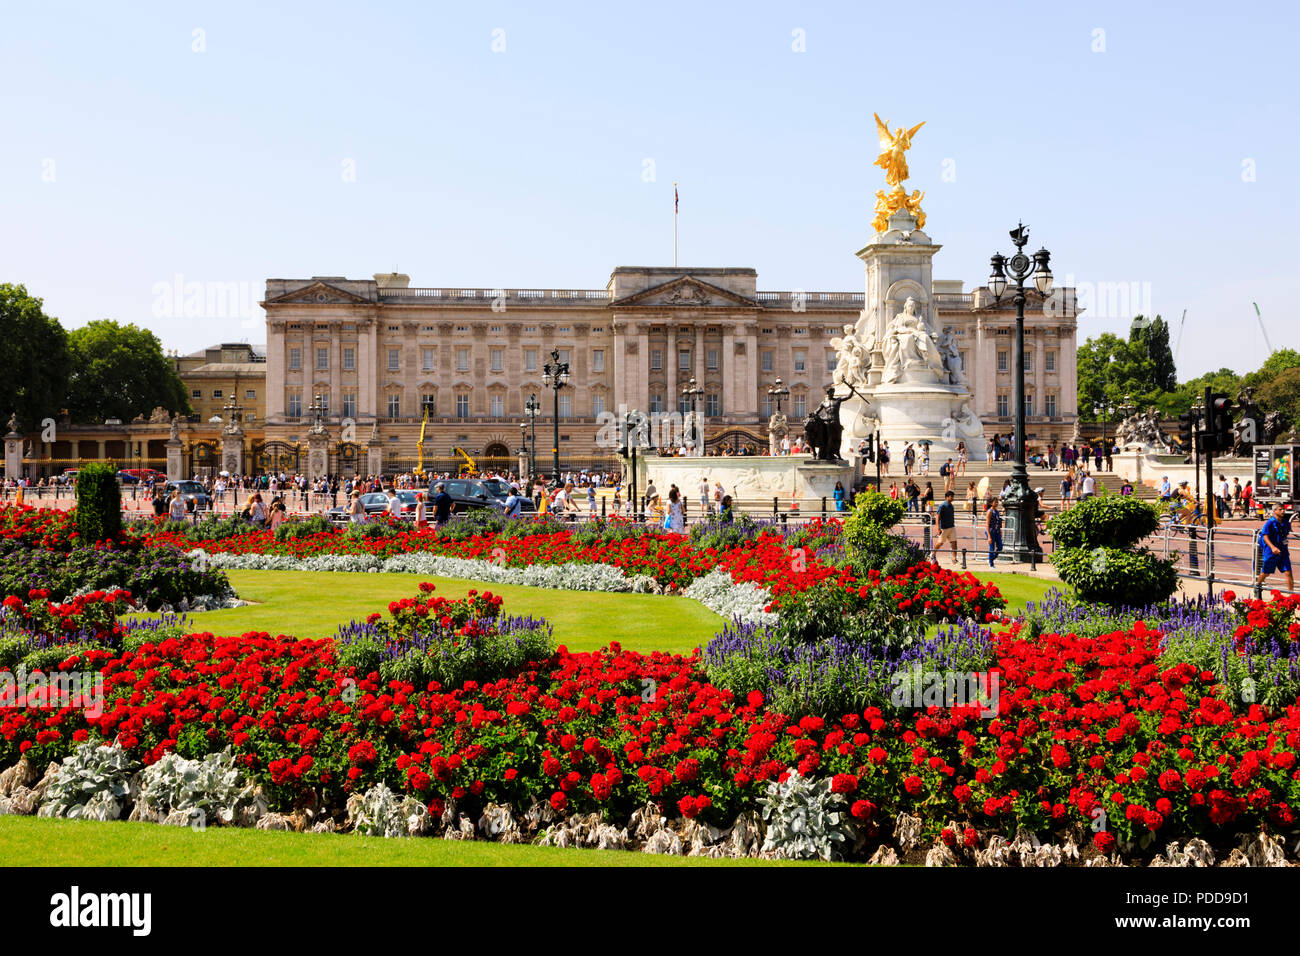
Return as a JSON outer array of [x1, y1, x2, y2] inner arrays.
[[168, 491, 187, 523], [349, 492, 366, 524]]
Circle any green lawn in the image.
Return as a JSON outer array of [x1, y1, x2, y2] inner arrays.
[[0, 817, 818, 867], [143, 568, 1057, 656], [149, 570, 726, 655]]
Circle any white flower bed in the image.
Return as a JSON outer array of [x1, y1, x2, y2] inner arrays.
[[190, 549, 659, 594], [681, 570, 778, 626]]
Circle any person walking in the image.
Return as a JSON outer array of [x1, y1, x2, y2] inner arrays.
[[415, 492, 428, 529], [168, 490, 186, 524], [921, 481, 934, 514], [1255, 503, 1293, 592], [432, 482, 453, 526], [833, 480, 846, 512], [666, 487, 686, 532], [940, 458, 955, 493], [986, 498, 1004, 568], [933, 490, 958, 564], [1060, 473, 1073, 511], [966, 480, 978, 514], [879, 441, 890, 475]]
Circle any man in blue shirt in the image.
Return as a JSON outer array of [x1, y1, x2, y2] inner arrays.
[[1255, 503, 1293, 592], [932, 490, 958, 564], [432, 482, 454, 526]]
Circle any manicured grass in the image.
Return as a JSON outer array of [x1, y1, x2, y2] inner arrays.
[[149, 570, 726, 655], [978, 572, 1059, 615], [0, 817, 818, 867]]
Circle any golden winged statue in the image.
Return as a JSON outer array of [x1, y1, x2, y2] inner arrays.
[[873, 113, 925, 187], [872, 186, 927, 234]]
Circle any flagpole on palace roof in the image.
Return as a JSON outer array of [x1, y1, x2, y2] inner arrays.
[[673, 181, 678, 268]]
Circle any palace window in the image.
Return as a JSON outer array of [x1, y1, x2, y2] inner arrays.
[[190, 388, 202, 400], [706, 348, 718, 370], [705, 393, 721, 417], [456, 394, 470, 419], [1045, 393, 1058, 417], [525, 348, 537, 371], [1023, 350, 1033, 372], [558, 395, 572, 419], [287, 393, 302, 417], [422, 347, 434, 371], [592, 349, 605, 372], [592, 395, 605, 418], [421, 394, 436, 416], [997, 393, 1009, 417], [651, 350, 662, 371], [246, 389, 255, 400], [343, 347, 355, 371], [825, 350, 837, 372], [793, 350, 806, 373], [212, 389, 223, 399], [491, 394, 504, 418], [761, 350, 774, 373], [342, 394, 357, 418], [1025, 392, 1035, 417], [649, 392, 664, 413], [761, 396, 774, 419], [388, 349, 400, 371], [1046, 350, 1057, 372], [997, 351, 1008, 372], [792, 395, 807, 418], [316, 348, 329, 370], [491, 348, 504, 372], [679, 350, 691, 371], [387, 394, 400, 419], [288, 348, 302, 371], [457, 347, 470, 372]]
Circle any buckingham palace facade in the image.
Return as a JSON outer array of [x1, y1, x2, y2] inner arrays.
[[261, 267, 1079, 472]]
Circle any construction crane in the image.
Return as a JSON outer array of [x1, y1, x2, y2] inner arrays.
[[415, 407, 429, 476], [1173, 309, 1187, 363], [1253, 302, 1275, 354], [453, 446, 477, 476]]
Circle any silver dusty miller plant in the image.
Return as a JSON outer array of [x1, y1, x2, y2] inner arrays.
[[345, 783, 432, 838], [757, 771, 848, 861], [133, 748, 267, 827], [37, 741, 139, 822]]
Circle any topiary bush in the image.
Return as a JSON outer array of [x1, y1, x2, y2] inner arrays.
[[1048, 494, 1176, 608], [273, 514, 335, 541], [1046, 493, 1161, 549], [74, 462, 121, 544], [842, 490, 919, 575]]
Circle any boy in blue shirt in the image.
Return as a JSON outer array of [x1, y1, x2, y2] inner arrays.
[[1255, 504, 1293, 592]]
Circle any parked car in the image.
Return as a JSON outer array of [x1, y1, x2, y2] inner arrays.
[[118, 468, 167, 484], [162, 480, 211, 512], [437, 479, 536, 515], [325, 491, 419, 524]]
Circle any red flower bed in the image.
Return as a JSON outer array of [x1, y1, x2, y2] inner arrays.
[[6, 610, 1299, 851], [1223, 589, 1300, 654]]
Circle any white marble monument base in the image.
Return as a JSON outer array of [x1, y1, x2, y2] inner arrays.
[[638, 454, 855, 507]]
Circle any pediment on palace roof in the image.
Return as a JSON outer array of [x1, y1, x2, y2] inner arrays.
[[611, 276, 756, 309], [264, 281, 373, 306]]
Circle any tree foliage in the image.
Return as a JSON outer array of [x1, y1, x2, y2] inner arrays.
[[65, 320, 190, 424], [0, 284, 72, 430]]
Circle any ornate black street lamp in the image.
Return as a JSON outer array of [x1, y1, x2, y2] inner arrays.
[[988, 223, 1053, 561], [541, 349, 569, 482], [619, 408, 647, 521], [681, 376, 704, 455], [1094, 400, 1115, 465], [768, 378, 789, 414], [523, 393, 540, 477]]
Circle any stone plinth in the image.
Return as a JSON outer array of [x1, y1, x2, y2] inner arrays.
[[307, 432, 330, 483], [220, 432, 244, 476], [165, 438, 184, 480]]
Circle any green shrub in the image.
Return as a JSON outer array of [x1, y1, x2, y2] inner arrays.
[[336, 636, 383, 678], [1046, 493, 1161, 550], [1052, 546, 1179, 608], [842, 491, 906, 572], [74, 463, 121, 543], [21, 643, 97, 673], [0, 636, 26, 670], [273, 514, 335, 541], [344, 521, 400, 541], [184, 515, 256, 542]]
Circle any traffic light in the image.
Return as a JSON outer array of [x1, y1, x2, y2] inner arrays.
[[1177, 410, 1196, 452], [863, 433, 875, 462], [1209, 392, 1235, 452]]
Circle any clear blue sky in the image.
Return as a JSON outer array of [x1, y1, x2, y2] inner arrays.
[[2, 0, 1296, 379]]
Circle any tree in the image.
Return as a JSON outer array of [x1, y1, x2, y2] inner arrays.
[[1077, 333, 1158, 420], [1129, 315, 1177, 392], [65, 320, 191, 424], [1242, 348, 1300, 391], [1156, 367, 1242, 417], [0, 284, 72, 430], [1258, 366, 1300, 429]]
